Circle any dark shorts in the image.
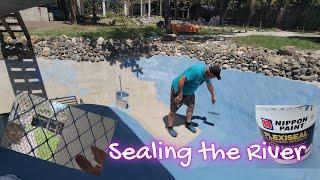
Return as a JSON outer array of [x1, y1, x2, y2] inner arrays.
[[170, 87, 195, 113]]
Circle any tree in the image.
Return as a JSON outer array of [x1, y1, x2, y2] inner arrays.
[[92, 0, 97, 23], [246, 0, 256, 25], [163, 0, 172, 33]]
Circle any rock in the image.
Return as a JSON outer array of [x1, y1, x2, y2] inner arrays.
[[41, 47, 51, 57], [205, 59, 213, 64], [262, 65, 269, 69], [99, 55, 105, 61], [59, 35, 67, 42], [298, 57, 307, 65], [237, 51, 244, 55], [175, 52, 182, 56], [97, 37, 105, 45], [292, 63, 300, 70], [292, 69, 300, 75], [71, 37, 77, 44], [126, 39, 133, 48], [277, 46, 296, 56], [94, 56, 100, 62], [229, 44, 237, 51], [71, 54, 81, 61], [300, 68, 308, 75], [286, 72, 292, 77], [242, 67, 249, 71], [83, 55, 89, 61], [31, 35, 39, 44], [238, 46, 247, 52], [222, 64, 230, 69], [162, 34, 177, 41], [220, 44, 228, 49], [20, 36, 27, 45], [264, 70, 273, 76], [236, 64, 241, 69]]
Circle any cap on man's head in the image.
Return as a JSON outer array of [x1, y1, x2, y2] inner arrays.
[[209, 64, 221, 80]]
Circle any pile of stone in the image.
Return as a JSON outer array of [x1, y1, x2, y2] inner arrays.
[[31, 35, 320, 83], [32, 35, 156, 62], [151, 40, 320, 82]]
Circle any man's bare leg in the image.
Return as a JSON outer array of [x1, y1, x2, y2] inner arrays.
[[167, 110, 177, 137], [186, 106, 194, 123], [185, 106, 196, 133], [168, 110, 175, 128]]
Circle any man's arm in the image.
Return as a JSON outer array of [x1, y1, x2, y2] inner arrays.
[[206, 83, 216, 104], [177, 76, 187, 96]]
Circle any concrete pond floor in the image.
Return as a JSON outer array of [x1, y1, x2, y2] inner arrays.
[[1, 55, 320, 179]]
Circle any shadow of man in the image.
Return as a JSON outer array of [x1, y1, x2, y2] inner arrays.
[[162, 114, 214, 128]]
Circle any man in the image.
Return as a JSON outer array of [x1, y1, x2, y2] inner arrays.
[[167, 64, 221, 137]]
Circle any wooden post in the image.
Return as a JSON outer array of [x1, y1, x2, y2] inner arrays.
[[69, 0, 77, 24], [102, 0, 106, 16], [159, 0, 163, 16], [148, 0, 151, 19], [92, 0, 97, 23], [124, 1, 129, 16], [163, 0, 171, 33], [140, 0, 143, 17]]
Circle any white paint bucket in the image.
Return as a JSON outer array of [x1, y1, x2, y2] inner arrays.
[[255, 105, 317, 164], [116, 91, 129, 109]]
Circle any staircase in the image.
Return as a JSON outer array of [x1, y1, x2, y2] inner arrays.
[[0, 12, 47, 99]]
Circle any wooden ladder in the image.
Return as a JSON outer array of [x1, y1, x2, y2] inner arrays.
[[0, 12, 48, 99]]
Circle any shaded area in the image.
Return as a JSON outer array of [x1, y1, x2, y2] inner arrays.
[[0, 12, 47, 98], [162, 114, 210, 128], [76, 104, 175, 180], [0, 93, 116, 174], [0, 104, 174, 180]]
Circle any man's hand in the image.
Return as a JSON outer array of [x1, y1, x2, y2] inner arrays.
[[175, 94, 183, 104], [211, 95, 216, 104]]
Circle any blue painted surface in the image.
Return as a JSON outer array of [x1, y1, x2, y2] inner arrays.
[[135, 55, 320, 180], [1, 55, 320, 179], [41, 61, 90, 97]]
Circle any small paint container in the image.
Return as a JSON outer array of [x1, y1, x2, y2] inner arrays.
[[116, 91, 129, 109]]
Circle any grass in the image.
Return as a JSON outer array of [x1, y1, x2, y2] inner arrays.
[[26, 16, 165, 40], [34, 127, 60, 160], [29, 25, 165, 40], [233, 35, 320, 50], [26, 125, 60, 160], [214, 24, 279, 31], [197, 28, 221, 36]]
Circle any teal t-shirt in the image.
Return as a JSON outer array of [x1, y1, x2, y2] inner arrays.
[[172, 64, 211, 95]]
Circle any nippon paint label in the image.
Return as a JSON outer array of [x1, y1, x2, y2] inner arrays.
[[255, 105, 317, 164]]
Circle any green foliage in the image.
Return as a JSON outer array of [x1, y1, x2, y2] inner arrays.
[[103, 11, 117, 18], [25, 125, 60, 161], [30, 24, 165, 40], [302, 14, 320, 31], [34, 128, 60, 160], [234, 35, 320, 50], [79, 26, 165, 39], [109, 0, 123, 14]]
